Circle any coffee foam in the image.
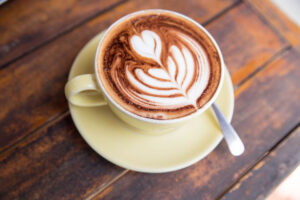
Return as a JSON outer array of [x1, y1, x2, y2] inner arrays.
[[97, 11, 222, 120]]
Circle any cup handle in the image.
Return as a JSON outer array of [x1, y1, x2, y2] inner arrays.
[[65, 74, 107, 107]]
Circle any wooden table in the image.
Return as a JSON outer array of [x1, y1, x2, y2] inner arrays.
[[1, 0, 299, 199]]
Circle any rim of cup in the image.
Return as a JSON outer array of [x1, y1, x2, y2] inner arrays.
[[94, 9, 225, 124]]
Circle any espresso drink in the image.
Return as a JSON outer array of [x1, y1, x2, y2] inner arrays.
[[96, 10, 222, 120]]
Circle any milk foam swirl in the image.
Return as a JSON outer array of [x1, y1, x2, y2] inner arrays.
[[98, 12, 221, 119], [127, 30, 210, 109]]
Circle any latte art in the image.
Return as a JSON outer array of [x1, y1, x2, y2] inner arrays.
[[97, 11, 222, 119], [127, 30, 210, 109]]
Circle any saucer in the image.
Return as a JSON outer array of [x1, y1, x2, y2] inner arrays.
[[68, 32, 234, 173]]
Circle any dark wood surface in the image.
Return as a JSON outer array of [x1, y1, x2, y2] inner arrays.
[[221, 126, 300, 200], [0, 0, 299, 199], [0, 0, 124, 68]]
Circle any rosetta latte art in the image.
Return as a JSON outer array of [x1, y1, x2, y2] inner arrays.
[[98, 12, 221, 119], [127, 30, 210, 109]]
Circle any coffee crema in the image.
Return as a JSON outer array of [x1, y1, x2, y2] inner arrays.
[[97, 10, 222, 120]]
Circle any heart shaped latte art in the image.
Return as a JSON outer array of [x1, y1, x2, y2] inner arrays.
[[125, 30, 210, 109], [98, 12, 222, 120]]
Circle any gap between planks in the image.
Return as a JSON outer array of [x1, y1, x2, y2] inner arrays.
[[202, 0, 242, 26], [234, 45, 291, 90], [215, 122, 300, 200], [244, 0, 300, 55], [0, 110, 70, 156], [243, 0, 287, 43], [245, 0, 300, 54], [0, 0, 128, 70], [84, 169, 130, 200]]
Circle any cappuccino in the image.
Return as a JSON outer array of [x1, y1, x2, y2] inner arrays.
[[96, 10, 222, 120]]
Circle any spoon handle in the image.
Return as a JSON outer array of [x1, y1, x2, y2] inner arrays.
[[212, 103, 245, 156]]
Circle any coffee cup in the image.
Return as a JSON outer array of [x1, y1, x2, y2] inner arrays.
[[65, 9, 224, 134]]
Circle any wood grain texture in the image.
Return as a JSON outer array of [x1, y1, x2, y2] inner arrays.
[[246, 0, 300, 52], [0, 1, 286, 153], [220, 126, 300, 200], [0, 1, 298, 199], [206, 3, 288, 85], [0, 0, 125, 68], [0, 0, 241, 199], [92, 48, 300, 200], [0, 114, 124, 200]]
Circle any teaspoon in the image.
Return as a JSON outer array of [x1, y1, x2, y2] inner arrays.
[[212, 103, 245, 156]]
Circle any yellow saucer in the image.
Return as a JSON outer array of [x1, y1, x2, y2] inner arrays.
[[68, 32, 234, 173]]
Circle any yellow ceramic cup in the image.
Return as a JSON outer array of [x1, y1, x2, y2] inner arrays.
[[65, 9, 225, 134]]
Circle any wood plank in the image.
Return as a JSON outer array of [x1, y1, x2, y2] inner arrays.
[[0, 0, 124, 68], [0, 0, 243, 152], [246, 0, 300, 52], [220, 126, 300, 200], [91, 48, 300, 200], [0, 114, 124, 200], [206, 3, 288, 84]]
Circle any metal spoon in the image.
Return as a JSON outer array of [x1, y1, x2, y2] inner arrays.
[[212, 103, 245, 156]]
